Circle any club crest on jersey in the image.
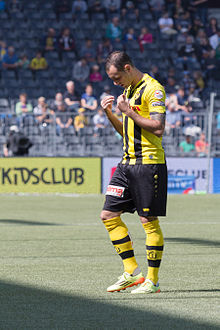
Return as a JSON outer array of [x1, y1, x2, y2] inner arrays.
[[106, 185, 125, 197], [154, 90, 163, 99]]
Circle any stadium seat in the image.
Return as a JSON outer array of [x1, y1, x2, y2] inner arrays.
[[0, 98, 10, 113]]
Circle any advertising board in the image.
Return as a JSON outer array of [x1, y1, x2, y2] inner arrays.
[[102, 157, 213, 193], [0, 158, 101, 194]]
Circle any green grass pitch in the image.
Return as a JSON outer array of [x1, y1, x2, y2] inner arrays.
[[0, 194, 219, 329]]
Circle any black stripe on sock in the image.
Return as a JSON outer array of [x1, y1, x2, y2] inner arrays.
[[148, 259, 161, 267], [146, 245, 164, 251], [119, 250, 134, 260], [112, 235, 131, 245]]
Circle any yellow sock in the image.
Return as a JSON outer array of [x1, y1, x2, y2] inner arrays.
[[103, 216, 138, 274], [142, 219, 164, 285]]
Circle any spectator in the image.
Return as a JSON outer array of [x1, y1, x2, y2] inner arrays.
[[123, 27, 136, 42], [15, 93, 33, 127], [182, 108, 201, 138], [89, 64, 103, 82], [50, 92, 63, 110], [17, 53, 30, 69], [165, 101, 181, 135], [121, 0, 139, 21], [206, 17, 218, 38], [100, 85, 112, 102], [2, 46, 19, 79], [30, 51, 48, 71], [179, 135, 195, 154], [177, 36, 199, 70], [103, 0, 121, 21], [58, 27, 76, 60], [106, 16, 122, 44], [87, 0, 107, 22], [204, 49, 220, 80], [55, 102, 73, 135], [93, 107, 108, 136], [72, 0, 87, 20], [97, 37, 113, 64], [33, 96, 47, 116], [166, 77, 177, 94], [209, 29, 220, 50], [54, 0, 71, 21], [138, 27, 153, 52], [196, 28, 208, 45], [176, 27, 188, 49], [197, 36, 212, 63], [34, 98, 53, 128], [72, 57, 90, 85], [81, 84, 98, 111], [193, 71, 205, 93], [190, 16, 204, 37], [41, 28, 57, 52], [158, 11, 177, 35], [175, 87, 189, 112], [195, 132, 208, 156], [64, 80, 80, 112], [100, 84, 117, 111], [173, 0, 185, 19], [74, 107, 88, 135], [3, 125, 32, 157], [175, 11, 191, 34], [188, 84, 201, 103], [80, 38, 96, 64]]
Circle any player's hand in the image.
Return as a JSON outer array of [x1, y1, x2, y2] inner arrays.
[[100, 95, 115, 112], [117, 94, 132, 115]]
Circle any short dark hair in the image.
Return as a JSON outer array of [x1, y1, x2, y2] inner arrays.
[[105, 51, 134, 72]]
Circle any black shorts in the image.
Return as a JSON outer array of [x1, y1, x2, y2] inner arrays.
[[103, 162, 167, 217]]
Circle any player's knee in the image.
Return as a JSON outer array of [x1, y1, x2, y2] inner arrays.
[[139, 216, 158, 224], [100, 210, 121, 221]]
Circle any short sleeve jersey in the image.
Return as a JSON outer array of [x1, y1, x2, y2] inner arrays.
[[122, 73, 166, 165]]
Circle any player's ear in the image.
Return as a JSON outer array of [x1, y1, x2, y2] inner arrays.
[[124, 64, 131, 73]]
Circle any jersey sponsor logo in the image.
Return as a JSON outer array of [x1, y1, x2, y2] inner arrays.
[[131, 105, 141, 111], [154, 90, 163, 99], [151, 101, 165, 107], [106, 185, 125, 197]]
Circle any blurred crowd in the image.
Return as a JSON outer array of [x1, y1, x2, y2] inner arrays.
[[0, 0, 219, 156]]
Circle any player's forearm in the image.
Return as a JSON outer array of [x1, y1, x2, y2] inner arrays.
[[128, 111, 165, 137], [105, 109, 123, 136]]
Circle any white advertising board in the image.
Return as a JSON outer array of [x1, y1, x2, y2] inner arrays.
[[102, 157, 213, 193]]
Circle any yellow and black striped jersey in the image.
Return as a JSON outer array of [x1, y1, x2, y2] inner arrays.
[[122, 73, 166, 165]]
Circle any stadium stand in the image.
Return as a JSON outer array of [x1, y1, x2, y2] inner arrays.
[[0, 0, 220, 157]]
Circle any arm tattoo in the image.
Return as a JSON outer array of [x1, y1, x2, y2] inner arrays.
[[150, 112, 166, 126]]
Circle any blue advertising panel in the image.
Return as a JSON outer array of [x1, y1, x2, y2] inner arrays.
[[168, 175, 195, 194], [213, 158, 220, 193]]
